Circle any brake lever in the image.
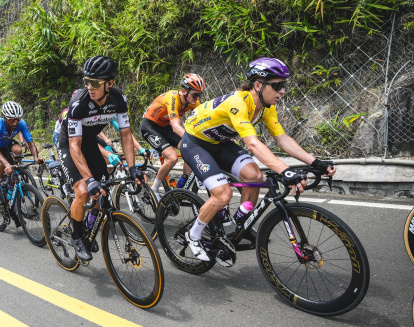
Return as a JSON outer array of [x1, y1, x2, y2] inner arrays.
[[294, 188, 300, 202], [328, 176, 333, 191]]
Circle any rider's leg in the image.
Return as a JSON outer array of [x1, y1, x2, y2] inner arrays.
[[152, 146, 177, 196], [238, 162, 263, 206]]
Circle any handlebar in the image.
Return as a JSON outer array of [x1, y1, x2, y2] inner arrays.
[[266, 166, 333, 202], [84, 176, 141, 209]]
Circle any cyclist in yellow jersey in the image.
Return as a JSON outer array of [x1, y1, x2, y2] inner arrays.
[[141, 74, 206, 200], [180, 57, 337, 261]]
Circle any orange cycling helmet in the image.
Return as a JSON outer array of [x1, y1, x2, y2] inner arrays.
[[181, 74, 206, 92]]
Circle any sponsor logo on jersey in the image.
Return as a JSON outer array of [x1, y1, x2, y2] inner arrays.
[[182, 143, 187, 148], [170, 113, 177, 119], [240, 121, 250, 124], [193, 116, 211, 128], [122, 94, 127, 103], [88, 102, 95, 110], [89, 110, 98, 114], [69, 128, 75, 134], [194, 154, 210, 173], [230, 108, 239, 115], [217, 176, 227, 182], [69, 121, 79, 127], [71, 100, 80, 110], [212, 93, 235, 109], [171, 97, 176, 111], [171, 91, 178, 95]]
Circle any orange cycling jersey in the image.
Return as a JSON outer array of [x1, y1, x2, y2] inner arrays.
[[143, 90, 200, 127], [184, 90, 285, 144]]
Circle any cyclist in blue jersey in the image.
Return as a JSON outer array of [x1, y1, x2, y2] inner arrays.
[[0, 101, 44, 175], [0, 101, 44, 226]]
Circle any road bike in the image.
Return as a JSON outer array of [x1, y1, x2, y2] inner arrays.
[[404, 206, 414, 265], [41, 174, 164, 308], [0, 159, 45, 247], [156, 167, 370, 316], [37, 144, 74, 199]]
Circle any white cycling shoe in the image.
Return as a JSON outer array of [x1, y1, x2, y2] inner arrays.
[[185, 231, 210, 261]]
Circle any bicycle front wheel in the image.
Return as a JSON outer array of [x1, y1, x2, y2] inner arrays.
[[256, 202, 370, 316], [17, 184, 45, 246], [20, 169, 37, 188], [101, 211, 164, 308], [404, 208, 414, 265], [113, 183, 158, 239], [42, 196, 79, 271]]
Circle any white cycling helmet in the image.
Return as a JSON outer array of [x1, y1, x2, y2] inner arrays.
[[1, 101, 23, 118]]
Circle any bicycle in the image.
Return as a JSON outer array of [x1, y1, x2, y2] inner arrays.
[[156, 167, 370, 316], [0, 159, 45, 247], [37, 144, 74, 199], [41, 175, 164, 308], [404, 207, 414, 265]]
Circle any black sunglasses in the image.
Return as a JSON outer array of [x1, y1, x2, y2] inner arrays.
[[261, 81, 287, 92], [189, 92, 202, 99]]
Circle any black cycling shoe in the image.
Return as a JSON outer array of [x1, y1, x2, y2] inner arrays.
[[71, 236, 93, 261], [90, 239, 99, 253], [11, 213, 21, 228]]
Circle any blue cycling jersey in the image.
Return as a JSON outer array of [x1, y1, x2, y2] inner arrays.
[[0, 118, 33, 148]]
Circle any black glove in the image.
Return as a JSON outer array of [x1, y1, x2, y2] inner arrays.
[[85, 177, 102, 196], [280, 168, 306, 186], [311, 159, 334, 175], [129, 166, 144, 182]]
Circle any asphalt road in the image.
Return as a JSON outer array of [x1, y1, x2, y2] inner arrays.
[[0, 192, 413, 327]]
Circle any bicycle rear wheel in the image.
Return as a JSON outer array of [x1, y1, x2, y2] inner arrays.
[[256, 202, 370, 316], [17, 184, 45, 246], [404, 208, 414, 265], [101, 211, 164, 308], [113, 183, 158, 240], [42, 196, 80, 271], [156, 189, 215, 274]]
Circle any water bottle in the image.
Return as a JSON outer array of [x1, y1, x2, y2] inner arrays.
[[176, 174, 188, 188], [233, 201, 253, 226], [217, 205, 231, 226], [87, 208, 99, 230]]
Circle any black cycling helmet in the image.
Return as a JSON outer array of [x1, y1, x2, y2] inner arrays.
[[83, 56, 119, 80]]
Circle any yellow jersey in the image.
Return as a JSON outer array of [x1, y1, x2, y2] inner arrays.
[[143, 90, 200, 127], [184, 90, 285, 144]]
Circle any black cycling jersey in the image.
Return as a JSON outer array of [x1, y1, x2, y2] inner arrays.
[[59, 88, 129, 147]]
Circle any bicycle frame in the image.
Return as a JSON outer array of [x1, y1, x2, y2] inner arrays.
[[223, 178, 308, 262]]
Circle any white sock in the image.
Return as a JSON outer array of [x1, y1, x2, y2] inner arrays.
[[189, 218, 207, 241], [151, 178, 162, 192]]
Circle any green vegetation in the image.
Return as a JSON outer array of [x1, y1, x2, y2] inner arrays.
[[0, 0, 411, 144]]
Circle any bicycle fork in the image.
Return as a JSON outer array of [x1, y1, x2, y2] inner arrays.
[[274, 201, 310, 264]]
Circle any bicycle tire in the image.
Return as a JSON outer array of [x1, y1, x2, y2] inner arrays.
[[101, 210, 164, 308], [42, 196, 80, 271], [17, 184, 45, 246], [20, 169, 37, 188], [256, 202, 370, 316], [113, 183, 158, 240], [0, 200, 9, 232], [404, 208, 414, 265], [156, 189, 215, 274]]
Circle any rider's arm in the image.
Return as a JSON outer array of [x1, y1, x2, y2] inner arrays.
[[119, 127, 137, 170], [26, 141, 43, 164], [170, 118, 185, 138], [98, 131, 112, 147], [274, 134, 336, 176], [242, 135, 289, 174], [69, 136, 94, 180]]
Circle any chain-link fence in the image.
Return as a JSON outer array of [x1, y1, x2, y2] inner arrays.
[[1, 2, 413, 159], [173, 15, 414, 160]]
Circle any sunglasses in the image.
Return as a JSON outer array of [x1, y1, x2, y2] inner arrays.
[[84, 77, 106, 89], [261, 81, 287, 92], [189, 92, 202, 99], [6, 118, 21, 124]]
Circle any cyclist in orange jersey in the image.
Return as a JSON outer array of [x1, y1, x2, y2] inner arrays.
[[141, 73, 206, 200]]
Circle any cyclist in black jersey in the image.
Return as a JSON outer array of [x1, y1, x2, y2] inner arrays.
[[58, 56, 143, 261]]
